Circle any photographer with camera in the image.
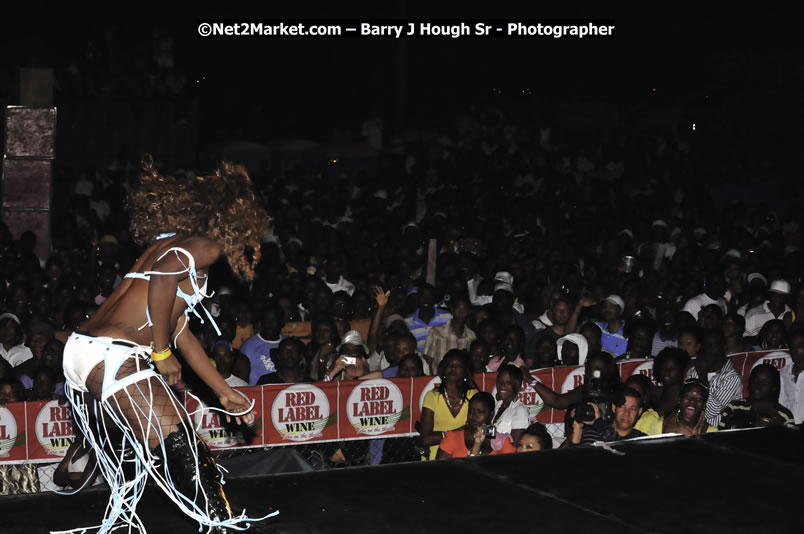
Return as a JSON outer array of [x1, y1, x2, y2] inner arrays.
[[569, 387, 646, 446], [436, 392, 516, 459], [530, 351, 621, 416]]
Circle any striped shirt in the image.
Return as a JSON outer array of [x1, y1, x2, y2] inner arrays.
[[686, 360, 743, 427], [423, 320, 476, 369], [651, 332, 677, 357], [406, 308, 453, 354], [779, 364, 804, 424], [718, 399, 795, 430]]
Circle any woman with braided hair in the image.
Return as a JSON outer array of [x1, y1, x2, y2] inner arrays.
[[60, 156, 275, 533]]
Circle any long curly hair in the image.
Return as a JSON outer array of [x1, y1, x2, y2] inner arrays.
[[128, 155, 270, 280]]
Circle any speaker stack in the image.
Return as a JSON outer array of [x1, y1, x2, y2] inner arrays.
[[2, 105, 56, 261]]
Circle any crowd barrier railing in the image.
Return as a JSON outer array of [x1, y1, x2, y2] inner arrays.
[[0, 350, 789, 464]]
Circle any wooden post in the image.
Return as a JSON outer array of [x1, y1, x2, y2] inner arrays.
[[426, 238, 437, 286]]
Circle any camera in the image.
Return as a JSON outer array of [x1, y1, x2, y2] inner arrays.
[[343, 356, 357, 365], [480, 424, 496, 438], [574, 404, 597, 423], [583, 369, 614, 423]]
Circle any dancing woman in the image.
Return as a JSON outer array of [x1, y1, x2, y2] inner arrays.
[[59, 156, 274, 533]]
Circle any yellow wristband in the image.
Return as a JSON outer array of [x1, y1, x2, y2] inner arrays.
[[151, 347, 173, 362]]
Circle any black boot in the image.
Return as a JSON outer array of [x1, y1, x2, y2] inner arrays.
[[158, 429, 234, 533]]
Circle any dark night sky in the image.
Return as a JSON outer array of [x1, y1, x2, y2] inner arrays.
[[2, 7, 802, 153]]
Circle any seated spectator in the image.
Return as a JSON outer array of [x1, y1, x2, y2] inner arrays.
[[723, 312, 747, 354], [525, 335, 557, 370], [530, 351, 623, 420], [28, 367, 57, 400], [474, 317, 501, 356], [52, 438, 102, 490], [651, 306, 678, 356], [744, 279, 792, 337], [0, 376, 24, 405], [555, 333, 588, 366], [258, 338, 309, 384], [0, 313, 33, 368], [370, 353, 426, 465], [619, 320, 654, 360], [525, 297, 571, 359], [16, 319, 54, 380], [231, 300, 255, 350], [395, 352, 425, 378], [469, 339, 492, 374], [405, 283, 452, 354], [366, 285, 393, 371], [569, 387, 646, 446], [719, 364, 794, 429], [93, 263, 117, 305], [368, 332, 399, 373], [677, 328, 701, 359], [487, 325, 527, 372], [579, 321, 603, 355], [644, 379, 718, 435], [20, 338, 66, 398], [330, 290, 352, 322], [686, 330, 743, 426], [240, 303, 286, 385], [325, 353, 371, 382], [417, 349, 478, 460], [697, 303, 724, 332], [596, 295, 628, 356], [682, 272, 727, 320], [423, 294, 476, 370], [650, 347, 690, 418], [396, 331, 431, 375], [779, 328, 804, 424], [211, 341, 249, 387], [307, 317, 341, 381], [738, 274, 769, 316], [625, 373, 657, 438], [436, 392, 516, 458], [54, 301, 89, 345], [492, 364, 529, 444], [489, 280, 536, 343], [350, 290, 372, 320], [277, 293, 303, 324], [322, 255, 355, 296], [515, 422, 553, 452], [750, 318, 787, 351]]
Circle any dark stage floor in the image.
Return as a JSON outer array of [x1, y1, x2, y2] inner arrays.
[[3, 427, 804, 534]]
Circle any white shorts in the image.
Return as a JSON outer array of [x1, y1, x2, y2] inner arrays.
[[63, 332, 157, 400]]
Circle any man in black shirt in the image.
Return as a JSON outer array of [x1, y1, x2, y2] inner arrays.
[[570, 387, 646, 446]]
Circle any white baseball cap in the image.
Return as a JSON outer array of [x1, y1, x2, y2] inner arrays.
[[769, 280, 791, 295], [746, 273, 768, 287], [602, 295, 624, 309]]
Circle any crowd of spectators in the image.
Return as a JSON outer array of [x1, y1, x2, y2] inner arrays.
[[2, 104, 803, 488]]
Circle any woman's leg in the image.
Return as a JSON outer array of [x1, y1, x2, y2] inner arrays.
[[81, 358, 234, 532]]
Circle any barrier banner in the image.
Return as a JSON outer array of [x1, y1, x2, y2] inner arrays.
[[523, 369, 550, 424], [0, 350, 792, 464], [618, 358, 653, 382], [339, 378, 411, 439], [0, 402, 26, 462], [185, 387, 264, 449], [263, 381, 339, 445], [26, 400, 74, 461]]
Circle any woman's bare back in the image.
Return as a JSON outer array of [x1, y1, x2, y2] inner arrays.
[[81, 234, 219, 345]]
